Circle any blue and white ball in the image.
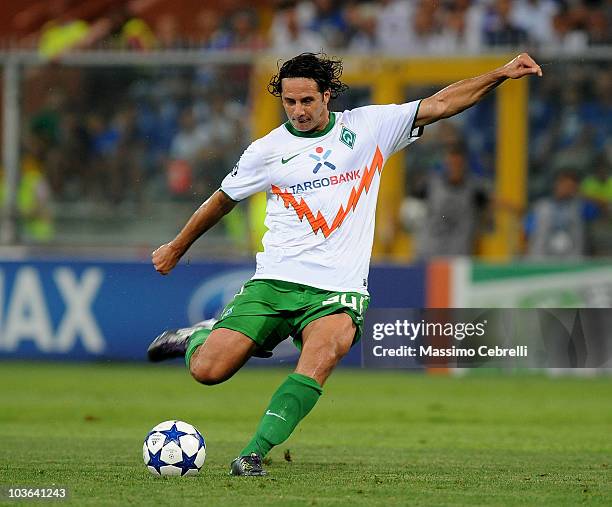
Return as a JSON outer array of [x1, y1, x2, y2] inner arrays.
[[143, 420, 206, 476]]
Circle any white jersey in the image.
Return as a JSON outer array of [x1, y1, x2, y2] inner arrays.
[[221, 101, 423, 294]]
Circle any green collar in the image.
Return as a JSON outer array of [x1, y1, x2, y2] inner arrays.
[[284, 112, 336, 138]]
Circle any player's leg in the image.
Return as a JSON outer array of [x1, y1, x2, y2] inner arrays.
[[148, 319, 272, 362], [147, 319, 217, 362], [188, 327, 256, 385], [231, 313, 355, 475], [149, 280, 291, 368], [294, 312, 356, 385], [148, 319, 256, 384]]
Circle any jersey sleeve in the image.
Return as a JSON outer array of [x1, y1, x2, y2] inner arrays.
[[220, 142, 269, 201], [354, 100, 423, 157]]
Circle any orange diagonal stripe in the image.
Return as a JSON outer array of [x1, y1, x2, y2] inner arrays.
[[271, 147, 384, 238]]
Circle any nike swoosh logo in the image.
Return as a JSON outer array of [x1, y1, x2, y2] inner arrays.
[[281, 153, 301, 164], [271, 147, 384, 238], [265, 410, 287, 421]]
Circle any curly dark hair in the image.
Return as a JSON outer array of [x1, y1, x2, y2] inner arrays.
[[268, 52, 349, 99]]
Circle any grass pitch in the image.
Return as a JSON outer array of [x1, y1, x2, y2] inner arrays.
[[0, 362, 611, 506]]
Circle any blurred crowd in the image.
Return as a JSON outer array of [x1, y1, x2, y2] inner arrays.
[[268, 0, 612, 54], [13, 57, 610, 258], [0, 0, 610, 257], [1, 0, 611, 56], [401, 59, 612, 259], [25, 67, 250, 206]]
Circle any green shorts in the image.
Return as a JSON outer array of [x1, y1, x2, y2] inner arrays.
[[212, 279, 370, 353]]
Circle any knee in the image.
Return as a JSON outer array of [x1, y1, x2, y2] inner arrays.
[[334, 320, 356, 358], [315, 321, 355, 365], [189, 359, 228, 386], [332, 338, 352, 362], [320, 336, 353, 365]]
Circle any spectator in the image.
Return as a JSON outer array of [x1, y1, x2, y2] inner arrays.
[[581, 154, 612, 256], [168, 109, 210, 196], [410, 0, 445, 53], [92, 7, 135, 50], [303, 0, 348, 48], [228, 10, 267, 50], [581, 154, 612, 215], [170, 109, 209, 165], [407, 143, 491, 258], [551, 84, 599, 175], [120, 17, 157, 50], [437, 0, 474, 53], [605, 0, 612, 32], [587, 7, 612, 46], [80, 105, 143, 202], [510, 0, 558, 46], [18, 151, 55, 243], [526, 170, 599, 258], [39, 4, 130, 55], [558, 84, 585, 150], [129, 82, 180, 186], [87, 112, 121, 201], [194, 8, 232, 50], [483, 0, 529, 47], [30, 89, 67, 196], [344, 2, 377, 53], [270, 1, 326, 54], [201, 93, 244, 184], [114, 106, 147, 202], [0, 141, 54, 243], [55, 109, 90, 200], [375, 0, 413, 54], [152, 13, 183, 50], [549, 4, 589, 51], [37, 0, 90, 59], [582, 69, 612, 153]]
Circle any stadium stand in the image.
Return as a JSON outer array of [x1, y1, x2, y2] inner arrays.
[[0, 1, 610, 257]]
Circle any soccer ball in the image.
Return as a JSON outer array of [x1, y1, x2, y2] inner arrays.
[[143, 420, 206, 476]]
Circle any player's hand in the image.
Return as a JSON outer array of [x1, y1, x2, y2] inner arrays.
[[503, 53, 542, 79], [152, 241, 183, 275]]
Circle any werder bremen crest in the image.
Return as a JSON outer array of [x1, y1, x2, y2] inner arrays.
[[340, 126, 356, 149]]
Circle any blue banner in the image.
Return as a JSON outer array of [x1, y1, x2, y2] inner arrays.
[[0, 260, 425, 364]]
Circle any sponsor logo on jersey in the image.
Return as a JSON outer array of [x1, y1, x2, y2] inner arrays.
[[287, 170, 361, 195], [230, 163, 239, 177], [309, 147, 336, 173], [281, 153, 300, 164], [340, 126, 357, 149], [271, 146, 384, 238]]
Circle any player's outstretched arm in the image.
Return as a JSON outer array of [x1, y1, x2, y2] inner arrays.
[[414, 53, 542, 128], [152, 190, 237, 275]]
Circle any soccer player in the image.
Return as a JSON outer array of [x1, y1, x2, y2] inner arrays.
[[148, 52, 542, 476]]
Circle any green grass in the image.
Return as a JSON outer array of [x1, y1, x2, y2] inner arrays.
[[0, 363, 611, 506]]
